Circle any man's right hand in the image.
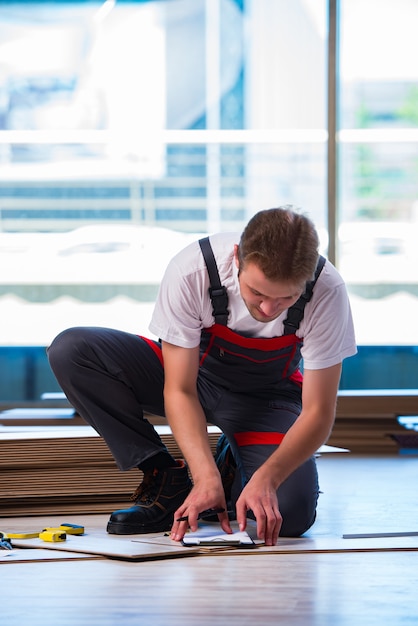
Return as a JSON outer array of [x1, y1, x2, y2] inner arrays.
[[170, 483, 232, 541]]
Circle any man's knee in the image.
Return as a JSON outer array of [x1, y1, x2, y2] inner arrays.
[[279, 496, 318, 537], [47, 327, 90, 375], [277, 458, 319, 537]]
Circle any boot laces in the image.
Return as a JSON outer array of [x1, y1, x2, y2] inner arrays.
[[130, 468, 161, 505]]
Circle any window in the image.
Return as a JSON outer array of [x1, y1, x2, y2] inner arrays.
[[0, 0, 327, 356], [338, 0, 418, 347], [1, 0, 416, 401]]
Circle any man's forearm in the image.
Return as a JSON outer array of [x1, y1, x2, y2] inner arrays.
[[161, 342, 219, 482], [260, 364, 342, 488], [258, 408, 335, 488]]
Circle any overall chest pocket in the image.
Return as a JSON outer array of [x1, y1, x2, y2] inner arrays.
[[199, 326, 303, 392]]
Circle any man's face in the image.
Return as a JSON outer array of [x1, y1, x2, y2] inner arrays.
[[234, 247, 304, 324]]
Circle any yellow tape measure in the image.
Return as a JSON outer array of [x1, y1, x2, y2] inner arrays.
[[39, 529, 67, 542], [59, 523, 84, 535], [40, 524, 85, 542], [3, 531, 40, 539], [3, 523, 84, 542]]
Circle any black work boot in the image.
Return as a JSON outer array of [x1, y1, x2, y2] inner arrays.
[[107, 459, 192, 534]]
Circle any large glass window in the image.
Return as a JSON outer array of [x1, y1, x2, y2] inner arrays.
[[0, 0, 327, 361], [338, 0, 418, 346], [3, 1, 418, 401]]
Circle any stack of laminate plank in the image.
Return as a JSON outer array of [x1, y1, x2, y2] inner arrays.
[[331, 390, 418, 454], [327, 417, 411, 454], [2, 388, 418, 517], [0, 424, 222, 517]]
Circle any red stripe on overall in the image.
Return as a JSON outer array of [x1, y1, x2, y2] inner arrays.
[[138, 335, 164, 366], [234, 431, 286, 446]]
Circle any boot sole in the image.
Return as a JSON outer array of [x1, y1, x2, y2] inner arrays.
[[107, 517, 173, 535]]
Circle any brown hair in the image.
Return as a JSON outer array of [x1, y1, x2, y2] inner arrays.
[[237, 206, 319, 284]]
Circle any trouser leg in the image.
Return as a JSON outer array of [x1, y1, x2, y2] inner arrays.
[[47, 326, 168, 471], [201, 384, 319, 537]]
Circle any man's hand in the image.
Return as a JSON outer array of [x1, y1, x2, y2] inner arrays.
[[170, 480, 232, 542], [235, 469, 282, 546]]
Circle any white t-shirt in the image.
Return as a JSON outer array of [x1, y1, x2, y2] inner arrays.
[[149, 232, 357, 370]]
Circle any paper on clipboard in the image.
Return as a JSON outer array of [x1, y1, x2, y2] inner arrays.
[[181, 526, 259, 547]]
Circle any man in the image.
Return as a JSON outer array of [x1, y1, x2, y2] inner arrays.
[[48, 206, 356, 546]]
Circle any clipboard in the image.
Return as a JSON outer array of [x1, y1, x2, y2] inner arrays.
[[181, 529, 258, 548]]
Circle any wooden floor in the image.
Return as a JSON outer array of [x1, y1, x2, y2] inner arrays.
[[2, 453, 418, 626]]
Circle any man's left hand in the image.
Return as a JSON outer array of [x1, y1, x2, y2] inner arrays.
[[235, 470, 282, 546]]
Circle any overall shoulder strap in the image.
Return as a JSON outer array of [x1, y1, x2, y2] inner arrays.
[[198, 237, 229, 326], [283, 255, 326, 335]]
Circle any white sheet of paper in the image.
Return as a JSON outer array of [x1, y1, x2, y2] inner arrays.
[[182, 525, 260, 546]]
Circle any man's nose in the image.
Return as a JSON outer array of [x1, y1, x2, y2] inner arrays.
[[260, 299, 281, 316]]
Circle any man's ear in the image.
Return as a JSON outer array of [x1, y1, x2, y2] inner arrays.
[[233, 244, 240, 268]]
